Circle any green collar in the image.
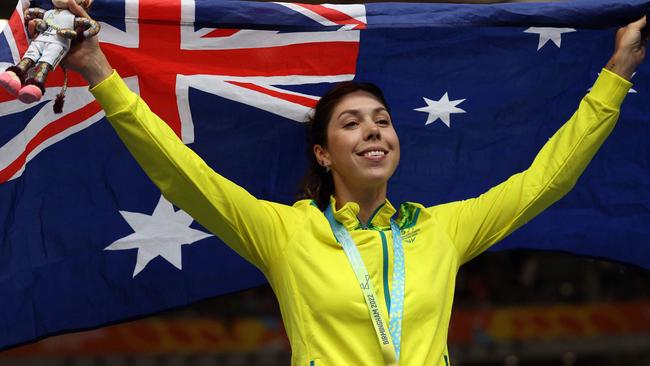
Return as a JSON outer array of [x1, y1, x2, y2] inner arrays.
[[329, 196, 397, 231]]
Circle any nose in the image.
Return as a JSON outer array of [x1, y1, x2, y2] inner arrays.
[[364, 121, 381, 141]]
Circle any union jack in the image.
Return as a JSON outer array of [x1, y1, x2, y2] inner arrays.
[[0, 0, 366, 183]]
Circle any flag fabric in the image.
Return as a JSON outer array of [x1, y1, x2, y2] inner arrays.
[[1, 0, 649, 349]]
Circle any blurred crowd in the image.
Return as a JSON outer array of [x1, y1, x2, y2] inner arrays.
[[455, 250, 650, 306]]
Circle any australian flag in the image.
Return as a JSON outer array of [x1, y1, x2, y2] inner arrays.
[[0, 0, 648, 349]]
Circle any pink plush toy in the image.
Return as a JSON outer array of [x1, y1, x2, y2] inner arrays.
[[0, 0, 99, 112]]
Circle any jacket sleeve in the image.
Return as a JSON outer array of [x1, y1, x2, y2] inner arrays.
[[427, 69, 632, 264], [91, 71, 301, 274]]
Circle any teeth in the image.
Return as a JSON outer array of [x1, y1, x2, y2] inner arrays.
[[364, 150, 385, 157]]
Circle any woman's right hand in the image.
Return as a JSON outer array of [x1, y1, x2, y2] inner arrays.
[[61, 0, 113, 87]]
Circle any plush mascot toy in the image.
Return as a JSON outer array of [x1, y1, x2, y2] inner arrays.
[[0, 0, 99, 113]]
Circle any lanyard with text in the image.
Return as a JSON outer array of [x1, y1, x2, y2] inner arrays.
[[325, 204, 405, 365]]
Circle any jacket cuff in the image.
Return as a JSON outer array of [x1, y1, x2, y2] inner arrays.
[[588, 68, 632, 109]]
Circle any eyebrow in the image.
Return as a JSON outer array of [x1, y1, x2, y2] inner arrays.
[[337, 107, 388, 120]]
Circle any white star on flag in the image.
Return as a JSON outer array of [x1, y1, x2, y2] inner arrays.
[[105, 195, 213, 277], [414, 92, 467, 127], [524, 27, 576, 50]]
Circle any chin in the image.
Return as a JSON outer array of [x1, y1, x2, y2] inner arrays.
[[357, 171, 392, 186]]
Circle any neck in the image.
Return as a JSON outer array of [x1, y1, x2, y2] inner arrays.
[[333, 179, 387, 224]]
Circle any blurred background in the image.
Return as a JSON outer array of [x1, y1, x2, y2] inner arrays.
[[2, 250, 649, 366], [1, 0, 649, 365]]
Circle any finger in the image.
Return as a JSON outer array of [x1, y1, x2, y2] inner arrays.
[[68, 0, 90, 18], [627, 15, 647, 31], [27, 20, 36, 38], [639, 14, 648, 41], [637, 14, 646, 26]]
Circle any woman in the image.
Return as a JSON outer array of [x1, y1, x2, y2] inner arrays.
[[61, 0, 646, 364]]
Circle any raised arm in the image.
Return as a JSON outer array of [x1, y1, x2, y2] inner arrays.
[[61, 0, 301, 273], [429, 16, 647, 264]]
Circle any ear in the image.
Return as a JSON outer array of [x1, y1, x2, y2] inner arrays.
[[313, 144, 330, 167]]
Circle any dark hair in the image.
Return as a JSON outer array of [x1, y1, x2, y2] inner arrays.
[[297, 81, 390, 210]]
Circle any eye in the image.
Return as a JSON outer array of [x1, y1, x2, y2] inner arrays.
[[344, 121, 359, 128], [376, 119, 390, 126]]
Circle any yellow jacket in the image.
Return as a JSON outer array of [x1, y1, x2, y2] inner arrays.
[[91, 69, 630, 365]]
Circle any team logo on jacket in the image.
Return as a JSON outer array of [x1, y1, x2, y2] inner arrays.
[[401, 228, 420, 244]]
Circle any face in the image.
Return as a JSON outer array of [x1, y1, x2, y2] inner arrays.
[[314, 91, 400, 190]]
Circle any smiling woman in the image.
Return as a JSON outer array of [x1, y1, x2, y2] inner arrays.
[[33, 1, 649, 363]]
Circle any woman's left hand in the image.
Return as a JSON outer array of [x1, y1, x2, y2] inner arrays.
[[606, 15, 647, 80]]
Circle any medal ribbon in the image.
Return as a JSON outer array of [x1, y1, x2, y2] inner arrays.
[[325, 204, 405, 365]]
